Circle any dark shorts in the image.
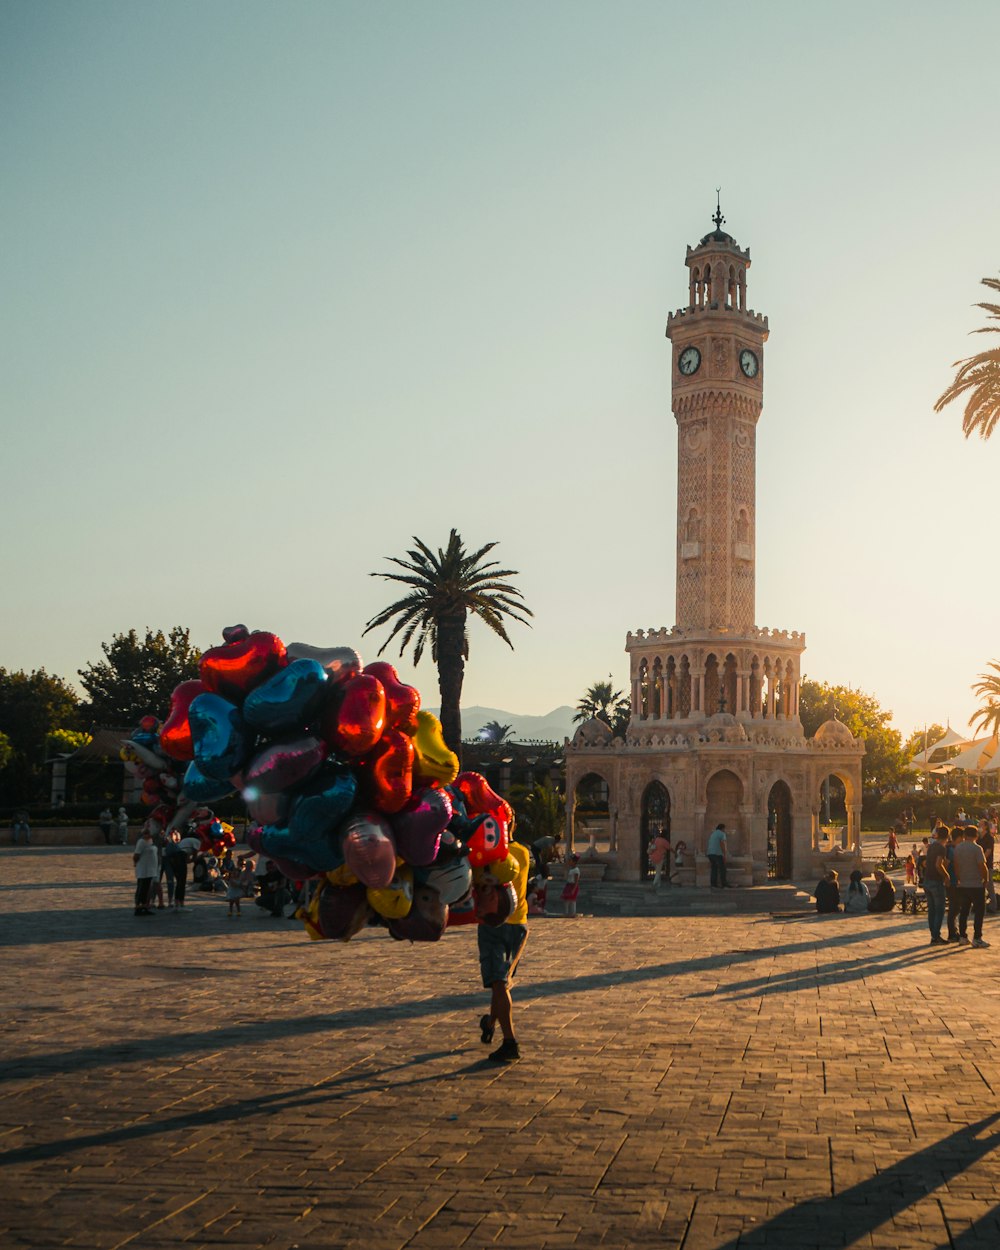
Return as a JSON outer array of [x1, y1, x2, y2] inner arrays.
[[478, 923, 528, 988]]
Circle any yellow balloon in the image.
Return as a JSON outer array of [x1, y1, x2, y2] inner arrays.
[[367, 865, 414, 919], [297, 881, 328, 941], [327, 863, 359, 888], [412, 711, 459, 785], [474, 853, 518, 886]]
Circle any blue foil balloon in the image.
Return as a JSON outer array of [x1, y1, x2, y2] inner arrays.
[[180, 760, 236, 803], [243, 659, 328, 735], [189, 693, 248, 781], [259, 819, 346, 874], [289, 765, 358, 845]]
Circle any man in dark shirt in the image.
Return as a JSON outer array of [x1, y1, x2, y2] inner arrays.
[[924, 826, 951, 946]]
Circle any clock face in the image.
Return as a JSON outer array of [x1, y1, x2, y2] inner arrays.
[[739, 349, 759, 378], [678, 346, 701, 376]]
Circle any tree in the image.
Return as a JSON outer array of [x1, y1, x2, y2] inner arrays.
[[512, 779, 565, 846], [78, 627, 202, 726], [970, 662, 1000, 739], [478, 720, 514, 746], [364, 530, 532, 755], [934, 275, 1000, 439], [574, 676, 630, 738], [799, 679, 905, 790], [0, 668, 82, 803]]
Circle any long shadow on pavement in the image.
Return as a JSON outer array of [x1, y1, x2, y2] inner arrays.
[[713, 1112, 1000, 1248], [689, 940, 955, 1001], [1, 921, 938, 1082], [0, 1048, 492, 1167]]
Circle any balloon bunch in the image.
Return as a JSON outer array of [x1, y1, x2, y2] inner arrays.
[[158, 624, 525, 942], [121, 716, 235, 854]]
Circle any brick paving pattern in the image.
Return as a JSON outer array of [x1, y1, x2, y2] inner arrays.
[[2, 847, 1000, 1249]]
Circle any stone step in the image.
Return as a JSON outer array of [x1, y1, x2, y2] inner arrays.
[[571, 880, 814, 916]]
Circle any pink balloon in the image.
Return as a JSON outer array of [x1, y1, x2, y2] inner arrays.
[[341, 811, 398, 889], [244, 735, 325, 794]]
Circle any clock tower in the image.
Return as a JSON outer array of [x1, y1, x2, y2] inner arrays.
[[665, 202, 768, 633], [565, 206, 864, 888]]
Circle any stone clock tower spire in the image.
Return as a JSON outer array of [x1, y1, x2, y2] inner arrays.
[[665, 200, 768, 633]]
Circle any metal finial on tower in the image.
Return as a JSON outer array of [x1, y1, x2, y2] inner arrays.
[[712, 188, 725, 232]]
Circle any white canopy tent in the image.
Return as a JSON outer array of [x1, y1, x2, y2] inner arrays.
[[907, 726, 973, 772], [940, 735, 998, 773]]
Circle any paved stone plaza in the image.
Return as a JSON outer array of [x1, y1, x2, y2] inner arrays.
[[3, 848, 1000, 1249]]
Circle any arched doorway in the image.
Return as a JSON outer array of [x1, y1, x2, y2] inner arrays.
[[767, 781, 792, 879], [705, 769, 743, 852], [818, 773, 848, 850], [573, 772, 611, 855], [640, 782, 670, 878]]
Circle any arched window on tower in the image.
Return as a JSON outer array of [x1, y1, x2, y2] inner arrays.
[[666, 656, 677, 718], [723, 653, 738, 715], [639, 658, 649, 720], [704, 654, 720, 716], [749, 656, 761, 719], [738, 267, 746, 311], [727, 265, 736, 309], [652, 658, 663, 719]]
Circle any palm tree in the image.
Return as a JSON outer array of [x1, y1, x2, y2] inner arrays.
[[364, 530, 532, 756], [574, 676, 630, 737], [970, 662, 1000, 739], [478, 720, 514, 746], [935, 276, 1000, 439]]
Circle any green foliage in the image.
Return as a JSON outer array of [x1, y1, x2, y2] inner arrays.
[[574, 676, 630, 738], [800, 678, 905, 790], [46, 728, 92, 756], [78, 627, 201, 726], [970, 661, 1000, 738], [510, 780, 565, 844], [0, 731, 12, 772], [0, 668, 82, 802], [934, 275, 1000, 440], [478, 720, 514, 745]]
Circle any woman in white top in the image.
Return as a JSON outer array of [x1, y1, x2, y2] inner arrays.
[[842, 869, 870, 914]]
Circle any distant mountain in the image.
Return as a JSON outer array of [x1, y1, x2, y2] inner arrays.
[[425, 705, 576, 745]]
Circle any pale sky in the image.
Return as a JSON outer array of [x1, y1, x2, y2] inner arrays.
[[2, 0, 998, 745]]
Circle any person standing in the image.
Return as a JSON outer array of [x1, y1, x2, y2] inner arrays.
[[648, 832, 670, 889], [946, 826, 964, 942], [952, 825, 990, 947], [706, 822, 729, 889], [116, 807, 129, 846], [924, 824, 951, 946], [98, 806, 113, 844], [562, 853, 581, 917], [132, 827, 158, 916], [477, 840, 531, 1065], [977, 819, 996, 914]]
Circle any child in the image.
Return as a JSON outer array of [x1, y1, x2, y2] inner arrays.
[[528, 872, 547, 916], [904, 853, 916, 885], [225, 857, 246, 918], [562, 853, 581, 918], [238, 856, 257, 901]]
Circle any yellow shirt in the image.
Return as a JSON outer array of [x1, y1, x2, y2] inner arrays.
[[506, 841, 531, 925]]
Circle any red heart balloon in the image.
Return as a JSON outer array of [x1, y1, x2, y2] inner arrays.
[[159, 679, 208, 762], [454, 771, 514, 829], [321, 674, 386, 757], [199, 629, 287, 704], [363, 728, 414, 814], [363, 662, 420, 735]]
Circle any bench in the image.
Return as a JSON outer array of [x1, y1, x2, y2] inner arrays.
[[900, 884, 926, 914]]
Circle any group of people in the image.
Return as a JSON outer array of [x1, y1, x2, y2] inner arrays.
[[922, 821, 993, 948], [99, 806, 130, 845], [814, 868, 896, 914], [647, 823, 728, 889]]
